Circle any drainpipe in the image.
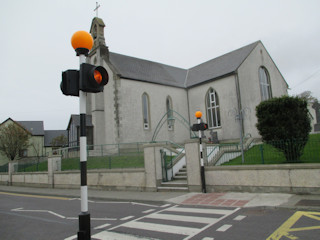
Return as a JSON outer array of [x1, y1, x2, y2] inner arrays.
[[235, 71, 245, 163], [184, 69, 192, 139]]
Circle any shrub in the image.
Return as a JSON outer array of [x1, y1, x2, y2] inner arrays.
[[256, 96, 311, 162]]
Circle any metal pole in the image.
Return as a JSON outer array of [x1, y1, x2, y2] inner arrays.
[[239, 110, 245, 164], [78, 54, 91, 240], [197, 117, 206, 193]]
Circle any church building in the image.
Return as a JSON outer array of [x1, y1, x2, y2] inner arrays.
[[83, 17, 288, 146]]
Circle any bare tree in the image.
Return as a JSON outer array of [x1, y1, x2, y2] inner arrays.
[[0, 123, 30, 161], [51, 134, 68, 148], [297, 91, 318, 103]]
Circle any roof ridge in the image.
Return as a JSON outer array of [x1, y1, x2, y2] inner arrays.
[[109, 52, 186, 71], [189, 41, 260, 70]]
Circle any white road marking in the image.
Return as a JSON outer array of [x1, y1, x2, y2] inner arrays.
[[48, 211, 65, 219], [143, 209, 155, 214], [64, 235, 77, 240], [168, 207, 234, 215], [93, 231, 159, 239], [94, 223, 111, 230], [131, 202, 160, 208], [184, 208, 240, 240], [123, 221, 200, 235], [121, 215, 134, 221], [216, 224, 232, 232], [160, 203, 171, 208], [91, 205, 240, 240], [11, 208, 66, 219], [146, 213, 219, 224], [91, 217, 117, 221], [233, 215, 246, 221]]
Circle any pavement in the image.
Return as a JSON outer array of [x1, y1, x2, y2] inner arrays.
[[0, 185, 320, 211]]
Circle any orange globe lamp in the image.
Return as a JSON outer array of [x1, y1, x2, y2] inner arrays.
[[71, 30, 94, 56], [195, 111, 202, 119]]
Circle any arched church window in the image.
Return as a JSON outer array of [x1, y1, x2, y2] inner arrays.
[[142, 93, 150, 130], [259, 67, 272, 101], [166, 96, 174, 130], [92, 25, 97, 39], [206, 88, 221, 128]]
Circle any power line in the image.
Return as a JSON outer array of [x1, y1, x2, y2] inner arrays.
[[291, 66, 320, 89]]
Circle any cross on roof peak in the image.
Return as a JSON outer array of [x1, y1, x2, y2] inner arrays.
[[94, 2, 100, 17]]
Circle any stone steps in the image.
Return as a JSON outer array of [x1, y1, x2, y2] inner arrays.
[[157, 166, 188, 192]]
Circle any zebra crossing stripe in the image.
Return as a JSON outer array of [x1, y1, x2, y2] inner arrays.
[[216, 224, 232, 232], [146, 213, 219, 224], [94, 223, 110, 230], [168, 207, 235, 215], [94, 206, 240, 240], [93, 230, 158, 240], [122, 221, 199, 236]]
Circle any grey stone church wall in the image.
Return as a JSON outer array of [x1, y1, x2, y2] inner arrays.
[[117, 79, 190, 143]]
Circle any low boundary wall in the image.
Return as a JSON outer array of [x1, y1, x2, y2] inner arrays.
[[205, 164, 320, 194], [0, 169, 146, 191], [0, 142, 319, 194]]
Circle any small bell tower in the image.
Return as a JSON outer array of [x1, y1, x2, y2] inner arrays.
[[90, 17, 106, 49]]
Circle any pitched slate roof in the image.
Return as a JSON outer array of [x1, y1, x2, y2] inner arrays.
[[17, 121, 44, 136], [109, 53, 187, 88], [108, 41, 260, 88], [44, 130, 68, 147], [186, 41, 260, 87], [67, 114, 93, 130]]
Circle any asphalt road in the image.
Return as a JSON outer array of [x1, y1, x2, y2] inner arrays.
[[0, 191, 319, 240]]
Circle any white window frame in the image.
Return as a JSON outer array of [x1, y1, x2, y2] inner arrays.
[[206, 88, 221, 128], [259, 67, 272, 101], [142, 93, 150, 130], [166, 96, 174, 131]]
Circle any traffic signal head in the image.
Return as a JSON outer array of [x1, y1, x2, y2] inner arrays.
[[61, 70, 79, 96], [191, 122, 208, 131], [80, 63, 108, 93], [200, 123, 208, 131]]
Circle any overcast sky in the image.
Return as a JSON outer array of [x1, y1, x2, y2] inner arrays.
[[1, 0, 320, 130]]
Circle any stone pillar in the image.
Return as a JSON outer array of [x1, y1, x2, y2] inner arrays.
[[185, 139, 202, 192], [143, 143, 163, 191], [48, 155, 62, 188], [8, 161, 17, 186]]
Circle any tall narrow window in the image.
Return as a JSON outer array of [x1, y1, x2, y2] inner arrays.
[[166, 96, 174, 130], [259, 67, 272, 101], [206, 88, 221, 128], [142, 93, 150, 130]]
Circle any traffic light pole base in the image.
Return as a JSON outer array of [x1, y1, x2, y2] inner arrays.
[[201, 166, 207, 193], [77, 212, 91, 240]]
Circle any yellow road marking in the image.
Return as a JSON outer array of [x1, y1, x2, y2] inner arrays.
[[0, 191, 70, 200], [266, 211, 320, 240]]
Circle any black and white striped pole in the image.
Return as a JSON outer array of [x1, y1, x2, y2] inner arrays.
[[71, 31, 93, 240], [195, 111, 207, 193], [61, 30, 108, 239]]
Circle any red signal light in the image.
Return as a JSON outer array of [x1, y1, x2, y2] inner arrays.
[[79, 63, 108, 93], [94, 70, 103, 84]]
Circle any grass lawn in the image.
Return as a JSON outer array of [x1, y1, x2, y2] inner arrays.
[[16, 154, 144, 172], [62, 154, 144, 171], [17, 161, 48, 172], [223, 134, 320, 165]]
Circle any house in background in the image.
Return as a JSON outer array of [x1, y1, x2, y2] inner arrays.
[[67, 115, 93, 149], [0, 118, 67, 166], [44, 130, 68, 151]]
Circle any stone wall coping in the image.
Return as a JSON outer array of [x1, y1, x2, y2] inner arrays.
[[54, 168, 145, 174], [12, 172, 48, 175], [206, 163, 320, 171], [143, 143, 170, 148]]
